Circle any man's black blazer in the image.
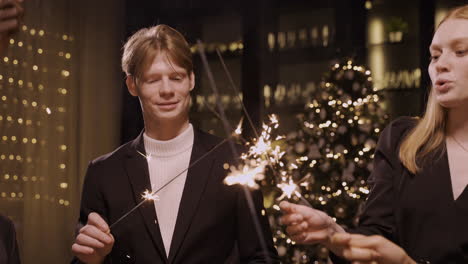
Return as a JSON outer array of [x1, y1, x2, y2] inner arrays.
[[72, 128, 278, 263]]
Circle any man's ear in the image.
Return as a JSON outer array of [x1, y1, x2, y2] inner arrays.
[[126, 75, 138, 96], [189, 72, 195, 91]]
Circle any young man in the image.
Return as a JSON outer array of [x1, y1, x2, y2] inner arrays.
[[71, 25, 278, 264], [1, 1, 24, 264]]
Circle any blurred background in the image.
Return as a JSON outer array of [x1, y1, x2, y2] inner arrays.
[[0, 0, 467, 263]]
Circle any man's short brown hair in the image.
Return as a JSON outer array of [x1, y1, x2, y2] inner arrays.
[[121, 24, 193, 80]]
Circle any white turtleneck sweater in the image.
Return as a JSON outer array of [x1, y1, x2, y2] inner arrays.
[[143, 124, 194, 257]]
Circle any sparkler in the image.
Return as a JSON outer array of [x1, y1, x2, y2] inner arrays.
[[198, 41, 273, 264], [109, 136, 230, 230], [215, 48, 312, 205]]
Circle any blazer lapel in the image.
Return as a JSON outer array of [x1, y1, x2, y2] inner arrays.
[[124, 132, 168, 261], [168, 129, 219, 262]]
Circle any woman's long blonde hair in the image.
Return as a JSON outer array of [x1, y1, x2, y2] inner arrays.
[[399, 5, 468, 173]]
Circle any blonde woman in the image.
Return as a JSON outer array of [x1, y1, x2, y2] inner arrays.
[[280, 4, 468, 264]]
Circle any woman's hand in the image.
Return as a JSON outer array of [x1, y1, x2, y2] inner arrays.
[[330, 233, 417, 264]]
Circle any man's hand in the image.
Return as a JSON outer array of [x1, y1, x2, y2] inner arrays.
[[0, 0, 24, 54], [331, 233, 417, 264], [71, 212, 114, 264]]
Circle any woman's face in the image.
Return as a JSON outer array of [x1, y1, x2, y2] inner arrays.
[[429, 18, 468, 109]]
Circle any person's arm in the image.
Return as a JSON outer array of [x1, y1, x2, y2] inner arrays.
[[328, 118, 415, 263], [236, 186, 280, 263], [71, 163, 114, 264]]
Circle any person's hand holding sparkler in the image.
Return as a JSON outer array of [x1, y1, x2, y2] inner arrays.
[[72, 212, 114, 264], [279, 201, 347, 256]]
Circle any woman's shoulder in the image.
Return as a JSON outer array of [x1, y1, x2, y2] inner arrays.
[[382, 116, 418, 141], [387, 116, 418, 133], [377, 116, 418, 154]]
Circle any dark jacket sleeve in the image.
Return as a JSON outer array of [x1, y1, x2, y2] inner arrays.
[[71, 162, 112, 264], [0, 215, 21, 264], [236, 186, 280, 263], [224, 143, 279, 263], [331, 117, 416, 263]]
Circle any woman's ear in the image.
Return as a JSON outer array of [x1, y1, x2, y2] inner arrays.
[[189, 72, 195, 91], [126, 75, 138, 96]]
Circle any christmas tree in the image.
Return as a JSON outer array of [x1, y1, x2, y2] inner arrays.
[[263, 59, 389, 263]]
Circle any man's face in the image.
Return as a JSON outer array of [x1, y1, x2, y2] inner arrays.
[[128, 52, 194, 124]]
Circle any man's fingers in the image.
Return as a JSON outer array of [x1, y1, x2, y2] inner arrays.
[[0, 0, 15, 9], [0, 6, 18, 20], [87, 212, 110, 233], [0, 18, 17, 32], [79, 224, 113, 245], [71, 243, 95, 255], [76, 233, 105, 249]]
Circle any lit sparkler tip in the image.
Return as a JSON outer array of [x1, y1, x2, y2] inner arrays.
[[277, 178, 301, 200], [269, 114, 278, 124], [234, 117, 243, 136], [224, 163, 266, 189], [142, 190, 160, 201]]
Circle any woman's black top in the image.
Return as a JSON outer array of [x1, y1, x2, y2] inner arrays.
[[333, 117, 468, 263]]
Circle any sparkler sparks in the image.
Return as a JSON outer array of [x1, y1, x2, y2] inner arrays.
[[224, 162, 266, 189], [277, 178, 302, 200], [142, 189, 160, 201]]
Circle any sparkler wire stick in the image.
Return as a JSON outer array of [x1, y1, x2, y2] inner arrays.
[[217, 49, 310, 203], [197, 40, 272, 264], [109, 137, 229, 230], [215, 49, 259, 139]]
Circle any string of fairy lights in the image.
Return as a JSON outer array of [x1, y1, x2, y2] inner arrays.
[[0, 24, 74, 209]]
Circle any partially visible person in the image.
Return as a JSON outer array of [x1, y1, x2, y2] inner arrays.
[[280, 4, 468, 264], [1, 1, 24, 264], [0, 215, 20, 264], [0, 0, 24, 54], [71, 24, 278, 263]]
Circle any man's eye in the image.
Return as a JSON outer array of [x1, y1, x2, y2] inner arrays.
[[455, 50, 467, 56]]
